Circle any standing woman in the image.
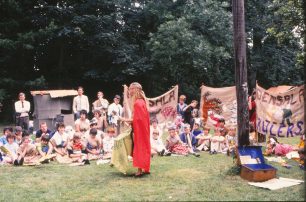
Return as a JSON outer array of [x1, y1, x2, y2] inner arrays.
[[120, 82, 151, 177]]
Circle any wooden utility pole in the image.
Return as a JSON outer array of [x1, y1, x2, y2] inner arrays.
[[233, 0, 250, 146]]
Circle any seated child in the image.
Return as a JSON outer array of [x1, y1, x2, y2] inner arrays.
[[102, 127, 115, 159], [150, 119, 163, 139], [85, 128, 102, 160], [36, 134, 55, 163], [196, 126, 211, 151], [216, 119, 228, 137], [210, 128, 225, 154], [15, 130, 23, 145], [2, 133, 19, 164], [50, 123, 70, 163], [225, 127, 237, 156], [67, 133, 87, 163], [174, 115, 184, 134], [17, 136, 40, 165], [165, 124, 190, 156], [192, 121, 204, 138], [179, 124, 198, 154], [151, 129, 169, 156], [0, 127, 13, 145], [36, 134, 52, 156]]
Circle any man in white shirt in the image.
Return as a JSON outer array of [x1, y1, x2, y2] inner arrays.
[[14, 92, 30, 130], [73, 86, 89, 120], [107, 95, 123, 127]]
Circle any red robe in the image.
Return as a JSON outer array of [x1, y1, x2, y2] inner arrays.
[[132, 99, 151, 172]]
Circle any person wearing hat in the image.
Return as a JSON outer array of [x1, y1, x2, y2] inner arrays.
[[107, 95, 123, 128], [14, 92, 31, 130]]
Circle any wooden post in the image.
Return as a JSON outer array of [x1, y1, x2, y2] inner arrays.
[[232, 0, 250, 146]]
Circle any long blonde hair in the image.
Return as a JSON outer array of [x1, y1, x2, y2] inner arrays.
[[129, 82, 148, 112]]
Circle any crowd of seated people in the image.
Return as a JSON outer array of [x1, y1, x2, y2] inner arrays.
[[0, 92, 304, 171]]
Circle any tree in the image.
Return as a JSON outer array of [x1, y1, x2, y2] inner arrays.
[[147, 0, 234, 99]]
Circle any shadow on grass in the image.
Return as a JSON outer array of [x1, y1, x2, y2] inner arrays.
[[225, 165, 241, 176]]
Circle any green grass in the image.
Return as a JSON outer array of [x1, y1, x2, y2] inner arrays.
[[0, 125, 304, 201]]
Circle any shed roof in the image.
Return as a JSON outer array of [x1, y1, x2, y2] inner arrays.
[[31, 90, 78, 98]]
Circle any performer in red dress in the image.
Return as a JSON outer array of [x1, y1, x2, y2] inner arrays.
[[120, 82, 151, 177]]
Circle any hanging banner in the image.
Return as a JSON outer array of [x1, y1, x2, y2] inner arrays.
[[122, 85, 178, 126], [256, 84, 304, 137], [200, 85, 237, 127]]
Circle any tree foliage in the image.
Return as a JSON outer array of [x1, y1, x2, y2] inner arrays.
[[0, 0, 304, 119]]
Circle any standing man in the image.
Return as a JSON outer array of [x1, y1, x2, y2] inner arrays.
[[92, 91, 109, 124], [73, 86, 89, 120], [14, 92, 30, 130]]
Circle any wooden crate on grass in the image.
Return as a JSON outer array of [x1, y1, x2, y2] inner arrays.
[[237, 146, 277, 182]]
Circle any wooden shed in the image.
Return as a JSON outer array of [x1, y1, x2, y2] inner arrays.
[[31, 90, 78, 131]]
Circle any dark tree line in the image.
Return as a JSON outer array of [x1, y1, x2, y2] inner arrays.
[[0, 0, 304, 120]]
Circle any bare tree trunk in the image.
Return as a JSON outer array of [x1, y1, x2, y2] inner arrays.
[[232, 0, 250, 146]]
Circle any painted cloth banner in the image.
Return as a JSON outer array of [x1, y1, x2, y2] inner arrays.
[[200, 85, 237, 127], [256, 84, 304, 137], [122, 85, 178, 126]]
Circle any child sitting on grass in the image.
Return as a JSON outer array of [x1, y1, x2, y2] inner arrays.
[[36, 134, 55, 163], [151, 129, 169, 156], [67, 133, 88, 163], [2, 133, 19, 164], [17, 135, 40, 165], [50, 123, 70, 163], [0, 127, 13, 145], [196, 126, 211, 151], [102, 127, 115, 159], [225, 127, 237, 156], [85, 128, 102, 160], [210, 128, 225, 154], [165, 124, 189, 156]]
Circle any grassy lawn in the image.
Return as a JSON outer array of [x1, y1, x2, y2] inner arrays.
[[0, 125, 304, 201]]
